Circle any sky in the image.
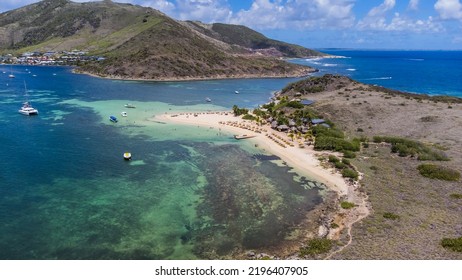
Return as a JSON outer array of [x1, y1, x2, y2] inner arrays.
[[1, 0, 462, 50]]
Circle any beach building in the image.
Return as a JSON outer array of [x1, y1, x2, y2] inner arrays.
[[311, 118, 326, 125], [301, 100, 315, 106]]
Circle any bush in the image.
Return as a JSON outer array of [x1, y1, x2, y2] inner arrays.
[[286, 101, 304, 109], [242, 114, 256, 121], [383, 212, 400, 220], [314, 136, 360, 152], [253, 108, 268, 118], [340, 201, 356, 209], [232, 105, 249, 116], [341, 158, 351, 165], [342, 168, 359, 180], [335, 162, 347, 169], [343, 151, 356, 158], [450, 194, 462, 199], [299, 238, 333, 257], [373, 136, 449, 161], [328, 155, 340, 163], [441, 237, 462, 252], [417, 164, 460, 181], [312, 126, 344, 138]]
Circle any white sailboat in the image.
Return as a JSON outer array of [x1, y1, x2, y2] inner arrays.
[[18, 81, 38, 116]]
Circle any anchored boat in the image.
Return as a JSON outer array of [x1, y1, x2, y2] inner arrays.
[[109, 115, 118, 123], [234, 134, 256, 140], [123, 152, 132, 160], [18, 82, 38, 116]]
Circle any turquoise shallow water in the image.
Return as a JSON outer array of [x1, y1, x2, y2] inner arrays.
[[0, 66, 323, 259], [3, 50, 458, 259]]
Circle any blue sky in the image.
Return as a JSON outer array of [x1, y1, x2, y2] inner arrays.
[[1, 0, 462, 49]]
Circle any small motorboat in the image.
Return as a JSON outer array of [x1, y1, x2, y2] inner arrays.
[[124, 104, 136, 108], [205, 97, 212, 102], [234, 90, 239, 94], [123, 152, 132, 160], [109, 115, 118, 123], [121, 112, 127, 117]]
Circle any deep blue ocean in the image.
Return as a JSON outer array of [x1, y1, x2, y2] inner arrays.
[[294, 49, 462, 97], [0, 50, 460, 259]]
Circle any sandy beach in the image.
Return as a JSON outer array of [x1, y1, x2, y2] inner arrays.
[[154, 111, 370, 256], [155, 111, 348, 193]]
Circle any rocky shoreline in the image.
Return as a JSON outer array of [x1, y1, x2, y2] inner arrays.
[[73, 67, 318, 82]]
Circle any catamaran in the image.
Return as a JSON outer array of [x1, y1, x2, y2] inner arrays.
[[18, 82, 38, 116]]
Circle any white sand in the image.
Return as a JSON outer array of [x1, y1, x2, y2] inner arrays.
[[154, 111, 371, 256], [155, 111, 349, 196]]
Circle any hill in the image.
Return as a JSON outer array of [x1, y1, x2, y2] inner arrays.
[[184, 21, 324, 58], [0, 0, 321, 80], [271, 75, 462, 259]]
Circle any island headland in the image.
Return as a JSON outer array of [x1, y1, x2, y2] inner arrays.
[[157, 74, 462, 259], [0, 0, 322, 81]]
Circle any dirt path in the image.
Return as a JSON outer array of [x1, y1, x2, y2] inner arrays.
[[324, 180, 371, 259]]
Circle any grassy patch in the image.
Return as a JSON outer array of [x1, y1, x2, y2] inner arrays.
[[335, 162, 347, 169], [328, 155, 340, 163], [449, 193, 462, 199], [417, 164, 460, 181], [383, 212, 400, 220], [342, 168, 359, 180], [343, 150, 356, 158], [441, 237, 462, 252], [299, 238, 333, 257], [373, 136, 449, 161], [340, 201, 356, 209], [242, 114, 257, 121]]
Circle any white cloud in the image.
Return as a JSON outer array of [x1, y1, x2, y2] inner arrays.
[[357, 0, 395, 30], [408, 0, 419, 10], [358, 0, 443, 33], [367, 0, 395, 17], [231, 0, 355, 30], [435, 0, 462, 20], [173, 0, 232, 23], [387, 13, 443, 32], [140, 0, 176, 14]]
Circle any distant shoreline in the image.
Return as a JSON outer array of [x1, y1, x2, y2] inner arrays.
[[72, 68, 319, 83]]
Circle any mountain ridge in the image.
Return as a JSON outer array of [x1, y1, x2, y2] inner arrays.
[[0, 0, 323, 80]]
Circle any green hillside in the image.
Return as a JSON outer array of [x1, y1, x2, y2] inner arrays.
[[0, 0, 320, 80]]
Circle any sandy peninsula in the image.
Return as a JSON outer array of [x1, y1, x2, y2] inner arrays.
[[153, 73, 462, 259], [154, 110, 370, 258]]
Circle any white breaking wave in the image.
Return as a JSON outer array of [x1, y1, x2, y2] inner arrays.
[[346, 68, 356, 71], [305, 57, 322, 61], [362, 77, 392, 80], [323, 63, 338, 67], [323, 55, 350, 59]]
